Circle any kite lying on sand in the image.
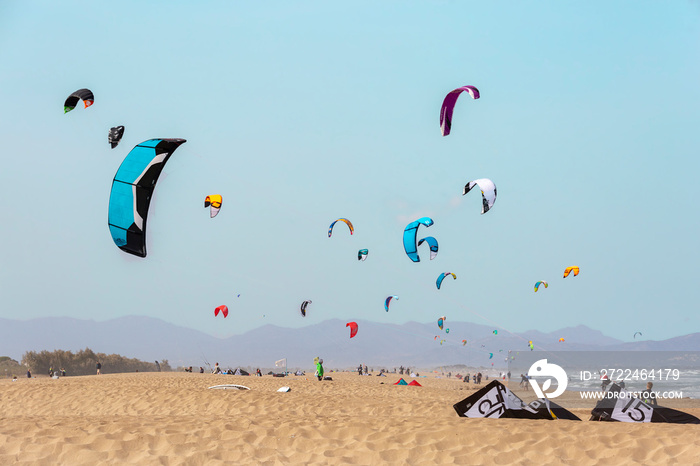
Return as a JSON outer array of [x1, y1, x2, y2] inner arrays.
[[453, 380, 581, 420]]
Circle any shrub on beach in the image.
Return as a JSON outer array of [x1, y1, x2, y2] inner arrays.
[[0, 356, 23, 377]]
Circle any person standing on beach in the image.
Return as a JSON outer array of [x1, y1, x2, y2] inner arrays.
[[96, 362, 102, 375], [641, 382, 658, 406], [316, 358, 324, 381]]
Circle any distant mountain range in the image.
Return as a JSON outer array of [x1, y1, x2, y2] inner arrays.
[[1, 316, 698, 370]]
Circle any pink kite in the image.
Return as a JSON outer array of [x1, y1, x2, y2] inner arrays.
[[440, 85, 480, 136]]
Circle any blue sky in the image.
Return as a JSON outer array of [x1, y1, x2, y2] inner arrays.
[[1, 1, 699, 343]]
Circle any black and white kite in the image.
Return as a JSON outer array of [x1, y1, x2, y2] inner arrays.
[[108, 126, 125, 149], [453, 380, 580, 421], [590, 384, 700, 424]]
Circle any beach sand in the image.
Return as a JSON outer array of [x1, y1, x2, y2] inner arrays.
[[1, 372, 699, 465]]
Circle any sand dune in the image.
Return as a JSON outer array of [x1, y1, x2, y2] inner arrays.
[[1, 372, 699, 465]]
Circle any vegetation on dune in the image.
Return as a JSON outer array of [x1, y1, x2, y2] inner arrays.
[[20, 348, 171, 376], [1, 356, 24, 378]]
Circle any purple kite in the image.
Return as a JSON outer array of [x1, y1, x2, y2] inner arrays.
[[440, 85, 480, 136]]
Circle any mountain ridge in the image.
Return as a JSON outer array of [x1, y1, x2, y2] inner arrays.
[[1, 316, 697, 369]]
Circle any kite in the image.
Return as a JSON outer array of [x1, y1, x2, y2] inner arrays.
[[440, 85, 480, 136], [403, 217, 435, 262], [437, 317, 446, 330], [634, 332, 642, 339], [590, 384, 699, 424], [204, 195, 223, 218], [346, 321, 358, 338], [558, 338, 565, 343], [417, 237, 439, 261], [385, 296, 399, 312], [214, 305, 228, 318], [436, 272, 456, 290], [300, 300, 312, 317], [440, 339, 446, 345], [434, 336, 439, 341], [454, 380, 581, 420], [64, 88, 94, 113], [493, 330, 498, 335], [563, 266, 580, 278], [462, 340, 467, 346], [108, 126, 125, 149], [528, 341, 534, 351], [446, 328, 450, 333], [358, 249, 368, 261], [534, 281, 548, 292], [489, 353, 493, 359], [108, 138, 187, 257], [463, 179, 497, 214], [328, 218, 353, 237]]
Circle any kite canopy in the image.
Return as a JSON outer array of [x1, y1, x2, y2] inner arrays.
[[408, 380, 422, 387], [358, 249, 369, 261], [590, 384, 700, 424], [558, 338, 565, 343], [108, 138, 187, 258], [394, 378, 408, 386], [534, 281, 548, 292], [403, 217, 435, 262], [462, 340, 467, 346], [528, 341, 534, 351], [300, 300, 312, 317], [214, 305, 228, 318], [493, 330, 498, 335], [437, 316, 446, 330], [633, 332, 642, 339], [436, 272, 456, 290], [204, 195, 223, 218], [454, 380, 581, 420], [563, 266, 580, 278], [440, 85, 480, 136], [64, 88, 94, 113], [108, 126, 125, 149], [346, 321, 358, 338], [328, 218, 354, 237], [463, 179, 497, 214], [416, 237, 439, 260], [384, 296, 399, 312]]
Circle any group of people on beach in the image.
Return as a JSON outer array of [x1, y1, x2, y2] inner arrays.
[[183, 366, 205, 373], [462, 372, 484, 384], [49, 367, 66, 377]]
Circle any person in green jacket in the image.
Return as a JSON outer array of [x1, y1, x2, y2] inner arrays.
[[315, 358, 324, 381]]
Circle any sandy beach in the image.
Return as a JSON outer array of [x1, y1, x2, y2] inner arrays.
[[1, 372, 699, 465]]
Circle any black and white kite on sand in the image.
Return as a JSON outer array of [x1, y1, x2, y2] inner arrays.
[[590, 383, 700, 424], [453, 380, 581, 421]]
